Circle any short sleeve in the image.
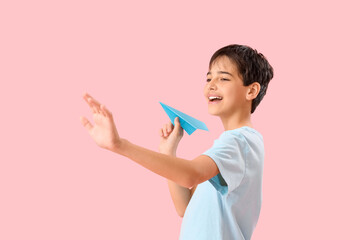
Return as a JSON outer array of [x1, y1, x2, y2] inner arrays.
[[202, 131, 249, 195]]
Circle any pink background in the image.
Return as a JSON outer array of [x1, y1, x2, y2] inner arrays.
[[1, 0, 359, 239]]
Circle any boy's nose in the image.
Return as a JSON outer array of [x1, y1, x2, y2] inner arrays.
[[209, 80, 217, 90]]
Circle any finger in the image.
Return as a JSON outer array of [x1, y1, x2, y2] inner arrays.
[[99, 104, 107, 117], [101, 104, 113, 119], [174, 117, 184, 136], [163, 125, 168, 137], [83, 93, 102, 114], [83, 92, 100, 105], [83, 94, 97, 114], [80, 116, 93, 132], [88, 98, 100, 114], [159, 129, 164, 137], [167, 122, 173, 133], [174, 117, 181, 130], [88, 96, 102, 107]]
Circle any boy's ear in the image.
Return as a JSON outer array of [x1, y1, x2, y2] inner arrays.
[[246, 82, 261, 100]]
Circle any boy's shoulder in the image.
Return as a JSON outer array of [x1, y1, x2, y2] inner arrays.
[[220, 126, 263, 142], [207, 127, 264, 156]]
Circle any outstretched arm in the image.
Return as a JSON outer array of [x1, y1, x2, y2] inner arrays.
[[80, 92, 219, 189]]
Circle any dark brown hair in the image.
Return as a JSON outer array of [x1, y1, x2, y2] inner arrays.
[[209, 44, 274, 114]]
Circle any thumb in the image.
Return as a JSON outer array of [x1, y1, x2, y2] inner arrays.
[[174, 117, 182, 131], [80, 116, 93, 132]]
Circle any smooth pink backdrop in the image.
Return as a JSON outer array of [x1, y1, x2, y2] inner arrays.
[[1, 0, 359, 239]]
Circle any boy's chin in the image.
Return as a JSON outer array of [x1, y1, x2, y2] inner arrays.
[[207, 108, 222, 116]]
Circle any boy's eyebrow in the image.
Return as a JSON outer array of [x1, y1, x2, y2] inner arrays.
[[207, 71, 234, 77]]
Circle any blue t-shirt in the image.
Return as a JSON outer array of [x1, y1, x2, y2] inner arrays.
[[179, 126, 264, 240]]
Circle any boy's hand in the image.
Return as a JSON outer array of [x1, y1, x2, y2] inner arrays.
[[80, 92, 121, 151], [159, 117, 184, 155]]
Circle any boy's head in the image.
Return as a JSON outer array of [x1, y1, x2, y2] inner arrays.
[[208, 44, 274, 114]]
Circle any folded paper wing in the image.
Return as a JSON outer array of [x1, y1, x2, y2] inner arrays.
[[160, 102, 209, 135]]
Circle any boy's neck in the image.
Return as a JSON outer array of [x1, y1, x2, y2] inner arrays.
[[220, 111, 253, 131]]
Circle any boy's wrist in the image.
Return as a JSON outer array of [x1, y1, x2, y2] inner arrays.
[[110, 138, 127, 155]]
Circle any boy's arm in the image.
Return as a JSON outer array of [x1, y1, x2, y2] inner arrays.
[[162, 147, 197, 217], [112, 139, 217, 188], [167, 179, 197, 217], [80, 93, 219, 189]]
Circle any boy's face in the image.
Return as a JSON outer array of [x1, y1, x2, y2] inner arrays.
[[204, 56, 250, 118]]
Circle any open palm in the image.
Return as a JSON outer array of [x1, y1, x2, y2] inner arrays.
[[80, 92, 120, 151]]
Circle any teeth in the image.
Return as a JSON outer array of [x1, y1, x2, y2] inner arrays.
[[209, 96, 223, 100]]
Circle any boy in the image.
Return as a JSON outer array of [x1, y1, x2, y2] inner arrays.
[[80, 44, 274, 239]]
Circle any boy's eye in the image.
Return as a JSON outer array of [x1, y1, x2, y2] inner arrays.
[[221, 78, 229, 81], [206, 78, 211, 82]]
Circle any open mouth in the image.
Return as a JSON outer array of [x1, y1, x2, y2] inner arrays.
[[208, 96, 223, 103]]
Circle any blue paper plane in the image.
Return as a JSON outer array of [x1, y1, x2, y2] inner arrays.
[[160, 102, 209, 135]]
